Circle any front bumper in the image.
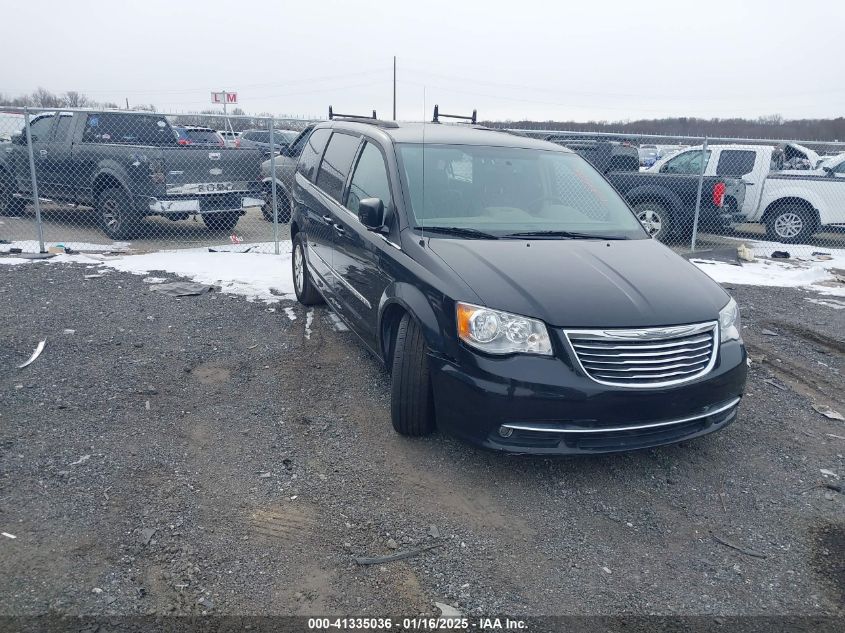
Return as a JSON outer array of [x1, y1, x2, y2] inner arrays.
[[429, 339, 747, 455], [147, 195, 264, 215]]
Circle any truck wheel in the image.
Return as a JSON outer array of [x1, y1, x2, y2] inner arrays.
[[202, 212, 240, 232], [765, 206, 815, 243], [292, 232, 323, 306], [634, 201, 672, 241], [97, 187, 140, 239], [0, 173, 26, 217], [262, 184, 291, 223], [390, 313, 436, 437]]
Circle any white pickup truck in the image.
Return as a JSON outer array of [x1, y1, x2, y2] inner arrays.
[[650, 143, 845, 242]]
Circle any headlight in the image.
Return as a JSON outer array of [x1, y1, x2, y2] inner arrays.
[[719, 297, 741, 343], [456, 302, 552, 356]]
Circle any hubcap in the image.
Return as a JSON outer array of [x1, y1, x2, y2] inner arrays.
[[774, 212, 803, 239], [293, 243, 304, 293], [637, 208, 663, 237], [102, 198, 119, 229]]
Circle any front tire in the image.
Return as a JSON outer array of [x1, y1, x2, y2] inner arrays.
[[292, 233, 323, 306], [261, 184, 291, 223], [390, 314, 436, 437], [97, 187, 141, 240], [202, 212, 240, 233], [765, 206, 816, 244], [633, 201, 672, 242], [0, 172, 26, 217]]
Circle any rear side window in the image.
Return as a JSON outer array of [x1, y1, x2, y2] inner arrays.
[[296, 128, 332, 182], [315, 132, 360, 201], [82, 113, 175, 146], [716, 150, 756, 176], [346, 142, 392, 214]]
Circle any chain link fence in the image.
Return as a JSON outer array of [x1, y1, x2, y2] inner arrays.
[[0, 106, 317, 255], [2, 106, 844, 261]]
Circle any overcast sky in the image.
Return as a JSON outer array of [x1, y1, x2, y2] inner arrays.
[[2, 0, 843, 122]]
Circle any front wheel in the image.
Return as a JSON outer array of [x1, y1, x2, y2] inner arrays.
[[390, 314, 436, 437], [765, 206, 816, 244], [292, 233, 323, 306], [0, 172, 27, 217], [261, 184, 291, 223], [633, 201, 672, 242], [202, 212, 240, 233]]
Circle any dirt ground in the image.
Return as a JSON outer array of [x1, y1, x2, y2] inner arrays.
[[0, 260, 843, 620]]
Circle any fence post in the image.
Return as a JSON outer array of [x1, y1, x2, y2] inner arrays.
[[690, 136, 709, 252], [268, 118, 280, 255], [23, 108, 46, 254]]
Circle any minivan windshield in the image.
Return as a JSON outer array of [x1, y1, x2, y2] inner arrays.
[[397, 144, 647, 239]]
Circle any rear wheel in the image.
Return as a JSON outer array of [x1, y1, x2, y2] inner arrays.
[[765, 205, 816, 243], [292, 232, 323, 305], [390, 314, 436, 437], [633, 201, 672, 241], [97, 187, 141, 239], [202, 212, 240, 233]]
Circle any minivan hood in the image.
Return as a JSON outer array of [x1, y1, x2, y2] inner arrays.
[[427, 238, 729, 328]]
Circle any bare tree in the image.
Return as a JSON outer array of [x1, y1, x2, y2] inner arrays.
[[31, 87, 62, 108], [63, 91, 90, 108]]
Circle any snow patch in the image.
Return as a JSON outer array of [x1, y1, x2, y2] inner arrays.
[[691, 242, 845, 297]]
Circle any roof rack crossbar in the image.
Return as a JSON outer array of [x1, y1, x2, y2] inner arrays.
[[328, 106, 377, 120], [431, 105, 477, 124]]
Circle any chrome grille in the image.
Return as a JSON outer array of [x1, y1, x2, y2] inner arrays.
[[565, 321, 718, 388]]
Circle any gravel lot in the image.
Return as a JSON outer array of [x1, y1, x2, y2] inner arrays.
[[0, 259, 843, 619]]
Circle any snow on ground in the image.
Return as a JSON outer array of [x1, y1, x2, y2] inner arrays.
[[0, 240, 131, 253], [690, 240, 845, 297], [2, 236, 844, 302], [1, 242, 295, 303]]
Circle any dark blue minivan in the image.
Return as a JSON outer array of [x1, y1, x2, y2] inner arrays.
[[289, 113, 746, 454]]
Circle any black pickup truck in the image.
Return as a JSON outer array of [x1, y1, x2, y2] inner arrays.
[[545, 136, 745, 241], [0, 110, 263, 238]]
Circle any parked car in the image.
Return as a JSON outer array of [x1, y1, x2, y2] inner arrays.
[[651, 143, 843, 242], [545, 135, 640, 173], [0, 110, 263, 238], [289, 115, 747, 454], [237, 129, 299, 154], [638, 144, 660, 168], [172, 125, 225, 148], [218, 129, 240, 148], [259, 124, 314, 222], [547, 137, 745, 240]]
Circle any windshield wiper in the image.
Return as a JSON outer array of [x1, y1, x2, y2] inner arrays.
[[504, 230, 628, 240], [414, 226, 499, 240]]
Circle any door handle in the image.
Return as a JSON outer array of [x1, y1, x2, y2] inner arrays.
[[333, 223, 345, 235], [322, 214, 333, 224], [39, 149, 47, 157]]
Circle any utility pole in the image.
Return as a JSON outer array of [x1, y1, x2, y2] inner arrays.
[[125, 97, 129, 110], [393, 56, 396, 120]]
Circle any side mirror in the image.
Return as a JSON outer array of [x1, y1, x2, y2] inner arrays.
[[358, 197, 385, 230], [822, 166, 835, 177], [12, 133, 27, 145]]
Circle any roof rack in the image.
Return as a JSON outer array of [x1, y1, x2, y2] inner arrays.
[[327, 106, 399, 128], [329, 106, 377, 121], [431, 105, 477, 124]]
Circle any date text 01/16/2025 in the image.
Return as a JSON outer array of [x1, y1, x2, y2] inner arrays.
[[307, 617, 527, 630]]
